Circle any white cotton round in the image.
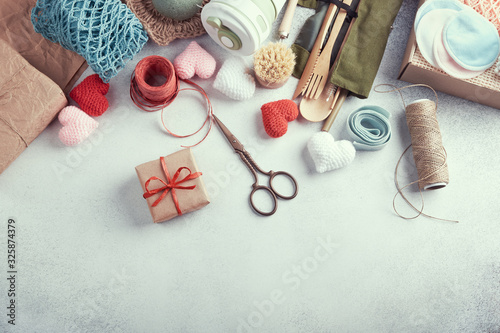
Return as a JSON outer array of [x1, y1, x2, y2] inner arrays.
[[414, 0, 465, 31], [415, 8, 457, 68]]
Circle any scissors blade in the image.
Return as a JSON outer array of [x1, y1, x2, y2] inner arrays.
[[213, 115, 245, 152]]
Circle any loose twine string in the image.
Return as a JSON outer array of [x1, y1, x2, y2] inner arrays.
[[130, 55, 213, 147], [374, 83, 458, 223]]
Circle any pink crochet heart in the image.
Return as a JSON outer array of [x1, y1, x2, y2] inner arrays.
[[58, 106, 99, 146], [174, 41, 216, 80], [261, 99, 299, 138]]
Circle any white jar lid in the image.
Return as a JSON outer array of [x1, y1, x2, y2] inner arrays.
[[201, 0, 272, 56]]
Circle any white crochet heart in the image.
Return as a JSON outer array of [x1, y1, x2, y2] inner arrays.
[[307, 132, 356, 173], [213, 57, 255, 100]]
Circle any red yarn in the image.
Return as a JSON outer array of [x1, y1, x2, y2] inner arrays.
[[69, 74, 110, 117], [261, 99, 299, 138], [130, 55, 179, 111], [130, 55, 214, 147]]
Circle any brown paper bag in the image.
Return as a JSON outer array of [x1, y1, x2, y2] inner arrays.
[[0, 40, 68, 174], [0, 0, 87, 93]]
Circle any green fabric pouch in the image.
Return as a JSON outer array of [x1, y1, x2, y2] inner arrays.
[[293, 0, 404, 98], [291, 1, 329, 78]]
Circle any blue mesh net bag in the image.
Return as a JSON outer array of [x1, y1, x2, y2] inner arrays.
[[31, 0, 149, 83]]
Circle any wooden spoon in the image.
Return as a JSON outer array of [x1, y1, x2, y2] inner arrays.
[[299, 82, 339, 122]]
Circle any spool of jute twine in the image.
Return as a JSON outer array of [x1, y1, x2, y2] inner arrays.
[[406, 98, 449, 190], [375, 84, 458, 223]]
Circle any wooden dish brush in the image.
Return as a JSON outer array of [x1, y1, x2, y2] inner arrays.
[[253, 42, 296, 89]]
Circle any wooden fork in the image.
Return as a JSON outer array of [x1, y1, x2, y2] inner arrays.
[[292, 3, 337, 100], [304, 0, 352, 100]]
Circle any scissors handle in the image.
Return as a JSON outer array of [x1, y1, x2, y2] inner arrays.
[[248, 171, 298, 216], [238, 150, 298, 216], [268, 170, 298, 200], [249, 185, 278, 216]]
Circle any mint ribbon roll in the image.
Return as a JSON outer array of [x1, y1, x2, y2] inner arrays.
[[346, 105, 391, 150]]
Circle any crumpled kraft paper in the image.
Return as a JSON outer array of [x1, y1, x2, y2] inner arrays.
[[0, 40, 68, 175], [0, 0, 87, 93]]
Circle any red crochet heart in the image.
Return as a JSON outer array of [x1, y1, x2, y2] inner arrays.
[[69, 74, 110, 117], [261, 99, 299, 138]]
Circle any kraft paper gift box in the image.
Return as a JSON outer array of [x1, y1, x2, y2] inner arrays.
[[399, 0, 500, 109], [135, 148, 210, 223], [0, 40, 68, 175]]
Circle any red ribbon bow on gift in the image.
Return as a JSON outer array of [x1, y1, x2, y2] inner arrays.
[[143, 156, 202, 215]]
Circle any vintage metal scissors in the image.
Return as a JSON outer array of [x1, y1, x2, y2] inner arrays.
[[213, 115, 298, 216]]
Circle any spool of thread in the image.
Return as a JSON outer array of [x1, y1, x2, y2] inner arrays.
[[374, 83, 457, 222], [130, 55, 179, 111], [405, 98, 448, 190], [130, 55, 213, 147]]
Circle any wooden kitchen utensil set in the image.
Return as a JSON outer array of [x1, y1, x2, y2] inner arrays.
[[294, 0, 359, 125]]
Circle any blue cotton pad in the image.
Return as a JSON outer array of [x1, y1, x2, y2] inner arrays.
[[443, 8, 500, 71], [433, 29, 484, 79], [415, 9, 457, 68], [414, 0, 464, 31]]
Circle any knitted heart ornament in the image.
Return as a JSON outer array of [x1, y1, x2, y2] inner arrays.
[[213, 57, 255, 100], [174, 41, 216, 80], [307, 132, 355, 173], [261, 99, 298, 138], [69, 74, 110, 117], [58, 106, 99, 146]]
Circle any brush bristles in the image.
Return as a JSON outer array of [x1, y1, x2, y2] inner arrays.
[[254, 42, 296, 85]]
